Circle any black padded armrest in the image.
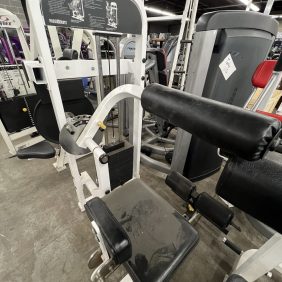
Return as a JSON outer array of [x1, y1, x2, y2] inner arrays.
[[141, 84, 281, 161], [216, 157, 282, 233], [85, 198, 132, 265]]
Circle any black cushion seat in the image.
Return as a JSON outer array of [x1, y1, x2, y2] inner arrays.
[[88, 179, 199, 282], [17, 141, 56, 159]]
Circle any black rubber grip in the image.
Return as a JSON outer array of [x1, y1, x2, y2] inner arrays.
[[165, 171, 196, 202], [224, 239, 242, 255], [274, 52, 282, 72], [194, 192, 234, 230]]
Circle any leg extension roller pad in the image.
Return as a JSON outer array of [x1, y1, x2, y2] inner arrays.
[[216, 157, 282, 234]]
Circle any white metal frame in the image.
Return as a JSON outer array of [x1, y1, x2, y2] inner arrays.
[[78, 85, 143, 282], [232, 233, 282, 281], [0, 8, 44, 155], [0, 8, 31, 60], [26, 0, 147, 211], [277, 103, 282, 115]]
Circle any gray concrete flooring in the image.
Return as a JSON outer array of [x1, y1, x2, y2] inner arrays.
[[0, 138, 281, 282]]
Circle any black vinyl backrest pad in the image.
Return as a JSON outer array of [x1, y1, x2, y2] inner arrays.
[[216, 157, 282, 233], [34, 79, 86, 104], [85, 197, 132, 265], [141, 84, 281, 161]]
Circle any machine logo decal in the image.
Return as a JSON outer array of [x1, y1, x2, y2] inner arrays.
[[0, 15, 12, 26]]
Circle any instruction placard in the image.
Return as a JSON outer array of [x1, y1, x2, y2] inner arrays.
[[41, 0, 142, 35], [219, 54, 237, 80], [0, 66, 35, 99]]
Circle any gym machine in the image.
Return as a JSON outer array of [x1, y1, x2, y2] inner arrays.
[[0, 8, 44, 156], [141, 11, 279, 176], [68, 81, 282, 281], [20, 1, 282, 280], [0, 8, 99, 173], [18, 4, 120, 171], [237, 53, 282, 241], [23, 0, 147, 211], [171, 11, 279, 180], [245, 52, 282, 113]]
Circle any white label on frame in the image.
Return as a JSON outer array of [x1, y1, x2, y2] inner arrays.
[[219, 54, 237, 80]]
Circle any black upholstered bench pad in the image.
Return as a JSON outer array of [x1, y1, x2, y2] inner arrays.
[[17, 141, 56, 159], [103, 179, 199, 282]]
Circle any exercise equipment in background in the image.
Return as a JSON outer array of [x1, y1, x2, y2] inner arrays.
[[0, 8, 43, 156], [141, 11, 279, 176], [23, 0, 146, 211], [170, 11, 278, 181], [245, 52, 282, 113]]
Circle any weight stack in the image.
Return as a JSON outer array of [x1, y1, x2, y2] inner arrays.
[[108, 141, 134, 189]]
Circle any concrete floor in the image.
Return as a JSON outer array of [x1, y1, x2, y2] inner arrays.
[[0, 138, 281, 282]]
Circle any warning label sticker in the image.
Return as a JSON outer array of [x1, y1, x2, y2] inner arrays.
[[219, 54, 236, 80]]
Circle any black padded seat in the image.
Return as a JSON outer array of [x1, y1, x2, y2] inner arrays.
[[102, 179, 199, 282], [17, 141, 56, 159]]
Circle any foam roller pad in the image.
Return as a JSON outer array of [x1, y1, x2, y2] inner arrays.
[[141, 84, 281, 161], [216, 157, 282, 233]]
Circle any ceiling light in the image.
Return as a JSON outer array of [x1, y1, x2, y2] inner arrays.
[[145, 6, 176, 16], [239, 0, 260, 12]]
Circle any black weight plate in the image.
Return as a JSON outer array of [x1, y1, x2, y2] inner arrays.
[[33, 98, 94, 144]]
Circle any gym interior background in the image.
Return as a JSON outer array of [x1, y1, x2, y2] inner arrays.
[[0, 0, 282, 282]]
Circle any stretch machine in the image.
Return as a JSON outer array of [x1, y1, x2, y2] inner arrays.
[[67, 83, 282, 281], [20, 1, 282, 280]]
